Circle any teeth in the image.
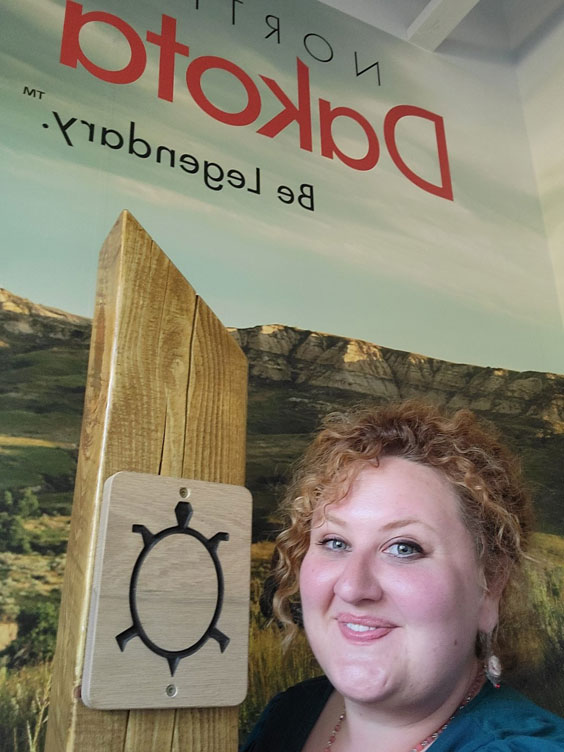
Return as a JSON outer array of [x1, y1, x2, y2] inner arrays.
[[346, 623, 377, 632]]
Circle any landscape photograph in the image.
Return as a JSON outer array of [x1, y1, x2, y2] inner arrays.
[[1, 287, 563, 751]]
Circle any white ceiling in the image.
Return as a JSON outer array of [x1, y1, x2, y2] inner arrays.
[[317, 0, 564, 57]]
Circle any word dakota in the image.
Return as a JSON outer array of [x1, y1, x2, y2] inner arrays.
[[46, 112, 315, 210], [59, 1, 453, 201]]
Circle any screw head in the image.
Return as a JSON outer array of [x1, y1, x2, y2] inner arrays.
[[166, 684, 177, 697]]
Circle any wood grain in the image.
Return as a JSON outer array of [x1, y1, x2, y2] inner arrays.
[[45, 211, 248, 752]]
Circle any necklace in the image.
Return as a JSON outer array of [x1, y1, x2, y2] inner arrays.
[[323, 669, 485, 752], [323, 711, 345, 751]]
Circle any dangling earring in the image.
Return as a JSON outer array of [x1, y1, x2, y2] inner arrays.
[[484, 631, 502, 688]]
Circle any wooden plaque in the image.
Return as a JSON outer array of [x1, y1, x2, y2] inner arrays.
[[82, 472, 252, 709]]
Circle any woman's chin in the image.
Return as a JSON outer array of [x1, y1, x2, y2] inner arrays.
[[325, 663, 393, 705]]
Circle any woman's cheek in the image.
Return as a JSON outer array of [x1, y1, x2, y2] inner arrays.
[[299, 554, 336, 604], [391, 567, 461, 621]]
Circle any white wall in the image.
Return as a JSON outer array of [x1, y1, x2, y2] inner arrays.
[[515, 4, 564, 331]]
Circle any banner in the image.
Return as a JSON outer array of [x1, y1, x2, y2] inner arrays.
[[2, 0, 562, 372], [1, 1, 563, 748]]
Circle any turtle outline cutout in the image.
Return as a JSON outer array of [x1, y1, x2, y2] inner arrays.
[[116, 500, 230, 676]]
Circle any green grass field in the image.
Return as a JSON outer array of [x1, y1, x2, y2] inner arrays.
[[0, 445, 76, 495]]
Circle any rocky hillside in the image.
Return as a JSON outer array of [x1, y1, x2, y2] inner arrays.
[[0, 290, 89, 516], [231, 324, 564, 436], [0, 288, 90, 351], [1, 289, 563, 539], [232, 325, 564, 538]]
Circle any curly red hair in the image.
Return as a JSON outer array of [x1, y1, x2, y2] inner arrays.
[[271, 401, 534, 657]]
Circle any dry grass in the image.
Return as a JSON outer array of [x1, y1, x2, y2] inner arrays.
[[239, 597, 320, 741], [0, 551, 65, 599], [0, 436, 76, 450], [0, 663, 51, 752]]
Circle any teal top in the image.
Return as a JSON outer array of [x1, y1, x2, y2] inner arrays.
[[241, 676, 564, 751], [429, 681, 564, 751]]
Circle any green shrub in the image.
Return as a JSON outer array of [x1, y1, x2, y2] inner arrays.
[[2, 593, 60, 670], [0, 515, 30, 555]]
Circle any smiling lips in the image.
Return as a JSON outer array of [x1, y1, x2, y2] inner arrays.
[[337, 614, 396, 642]]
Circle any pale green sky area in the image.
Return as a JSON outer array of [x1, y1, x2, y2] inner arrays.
[[1, 0, 562, 372]]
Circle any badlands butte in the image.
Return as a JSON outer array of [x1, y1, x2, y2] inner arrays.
[[231, 324, 564, 538], [1, 288, 563, 540]]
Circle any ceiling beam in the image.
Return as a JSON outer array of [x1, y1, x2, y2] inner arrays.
[[406, 0, 481, 51]]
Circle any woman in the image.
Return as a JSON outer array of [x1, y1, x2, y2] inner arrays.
[[242, 401, 564, 751]]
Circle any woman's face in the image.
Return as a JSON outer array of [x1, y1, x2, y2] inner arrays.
[[299, 456, 500, 712]]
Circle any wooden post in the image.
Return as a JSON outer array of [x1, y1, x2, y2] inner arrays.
[[44, 211, 247, 752]]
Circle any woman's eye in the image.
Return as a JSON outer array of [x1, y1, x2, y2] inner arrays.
[[318, 537, 349, 552], [386, 541, 423, 558]]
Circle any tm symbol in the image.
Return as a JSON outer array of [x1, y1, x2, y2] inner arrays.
[[23, 86, 45, 100]]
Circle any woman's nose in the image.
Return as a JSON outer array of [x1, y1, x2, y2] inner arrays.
[[332, 552, 383, 603]]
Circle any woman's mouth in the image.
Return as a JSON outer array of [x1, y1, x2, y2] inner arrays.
[[336, 614, 396, 641]]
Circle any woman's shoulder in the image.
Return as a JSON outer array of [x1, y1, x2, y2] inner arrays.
[[438, 683, 564, 751], [240, 676, 332, 752], [272, 675, 333, 705]]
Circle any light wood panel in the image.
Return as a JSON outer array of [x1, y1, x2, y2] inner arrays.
[[82, 473, 252, 709], [45, 211, 248, 752]]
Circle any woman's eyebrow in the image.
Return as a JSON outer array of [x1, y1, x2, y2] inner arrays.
[[323, 513, 431, 532], [379, 518, 433, 532]]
